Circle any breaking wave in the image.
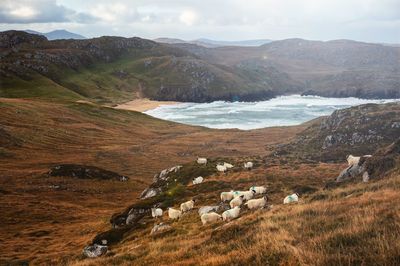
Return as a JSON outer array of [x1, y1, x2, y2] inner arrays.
[[145, 95, 398, 130]]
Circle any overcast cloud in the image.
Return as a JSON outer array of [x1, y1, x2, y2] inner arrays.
[[0, 0, 399, 43]]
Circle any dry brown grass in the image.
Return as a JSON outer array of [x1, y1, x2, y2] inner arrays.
[[70, 169, 400, 266], [2, 98, 398, 265], [0, 98, 305, 264]]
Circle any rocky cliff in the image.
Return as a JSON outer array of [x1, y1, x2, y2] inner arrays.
[[276, 102, 400, 162], [1, 31, 399, 103]]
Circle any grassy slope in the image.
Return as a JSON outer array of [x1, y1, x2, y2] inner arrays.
[[0, 98, 305, 264], [0, 33, 282, 104], [72, 164, 400, 266]]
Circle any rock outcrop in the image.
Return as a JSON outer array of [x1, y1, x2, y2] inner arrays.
[[336, 138, 400, 182], [150, 223, 172, 235], [276, 102, 400, 162], [140, 165, 182, 199], [83, 244, 108, 258], [49, 164, 128, 181]]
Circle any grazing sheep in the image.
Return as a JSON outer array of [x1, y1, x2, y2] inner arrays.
[[283, 193, 299, 204], [168, 208, 182, 220], [250, 186, 267, 194], [230, 195, 245, 208], [192, 176, 204, 185], [223, 162, 234, 169], [198, 206, 220, 216], [220, 191, 235, 202], [346, 155, 360, 166], [180, 199, 195, 212], [222, 206, 241, 221], [244, 162, 253, 170], [151, 208, 163, 218], [245, 196, 268, 210], [233, 190, 255, 200], [201, 212, 222, 225], [216, 164, 227, 173], [197, 157, 207, 165]]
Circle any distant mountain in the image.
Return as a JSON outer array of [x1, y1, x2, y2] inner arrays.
[[24, 29, 86, 40], [194, 38, 273, 47], [154, 37, 273, 47], [154, 38, 187, 44]]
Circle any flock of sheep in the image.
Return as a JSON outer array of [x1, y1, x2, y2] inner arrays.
[[149, 153, 370, 231], [150, 157, 300, 227]]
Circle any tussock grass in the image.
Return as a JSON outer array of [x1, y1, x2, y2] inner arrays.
[[72, 171, 400, 266]]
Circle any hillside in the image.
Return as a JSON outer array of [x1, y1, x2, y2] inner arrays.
[[276, 102, 400, 161], [1, 31, 399, 104], [71, 133, 400, 265], [0, 31, 296, 104], [0, 97, 304, 264], [66, 102, 398, 265], [1, 99, 399, 264]]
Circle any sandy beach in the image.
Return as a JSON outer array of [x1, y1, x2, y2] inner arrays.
[[114, 98, 180, 112]]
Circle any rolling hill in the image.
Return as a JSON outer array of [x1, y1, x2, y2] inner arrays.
[[1, 30, 399, 104]]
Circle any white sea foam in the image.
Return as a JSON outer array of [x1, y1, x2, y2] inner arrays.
[[145, 95, 399, 130]]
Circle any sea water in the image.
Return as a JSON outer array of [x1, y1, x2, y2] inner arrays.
[[145, 95, 398, 130]]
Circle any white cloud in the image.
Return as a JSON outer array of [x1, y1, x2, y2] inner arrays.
[[9, 6, 38, 18], [179, 10, 198, 26], [1, 0, 399, 43]]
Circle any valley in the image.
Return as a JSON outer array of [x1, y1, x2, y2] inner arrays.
[[1, 29, 399, 266]]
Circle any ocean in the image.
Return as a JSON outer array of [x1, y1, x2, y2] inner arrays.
[[145, 95, 398, 130]]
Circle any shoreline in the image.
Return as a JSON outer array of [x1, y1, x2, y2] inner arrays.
[[114, 98, 180, 112]]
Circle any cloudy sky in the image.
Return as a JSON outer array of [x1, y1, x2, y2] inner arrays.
[[0, 0, 399, 43]]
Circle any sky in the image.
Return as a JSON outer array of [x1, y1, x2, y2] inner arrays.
[[0, 0, 399, 43]]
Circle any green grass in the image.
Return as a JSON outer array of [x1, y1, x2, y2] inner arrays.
[[0, 72, 82, 101]]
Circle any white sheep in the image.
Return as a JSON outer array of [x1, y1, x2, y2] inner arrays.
[[151, 208, 163, 218], [197, 157, 207, 165], [346, 155, 360, 166], [283, 193, 299, 204], [201, 212, 222, 225], [216, 164, 227, 173], [245, 196, 268, 210], [220, 191, 235, 202], [230, 195, 245, 208], [168, 207, 182, 219], [180, 199, 195, 212], [233, 190, 255, 200], [192, 176, 204, 185], [249, 186, 267, 194], [223, 162, 234, 169], [244, 162, 253, 170], [222, 206, 241, 221]]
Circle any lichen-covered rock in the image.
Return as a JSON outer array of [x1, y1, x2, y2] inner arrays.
[[336, 163, 365, 182], [150, 223, 172, 235], [336, 138, 400, 182], [140, 165, 182, 199], [126, 208, 150, 225], [83, 244, 108, 258]]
